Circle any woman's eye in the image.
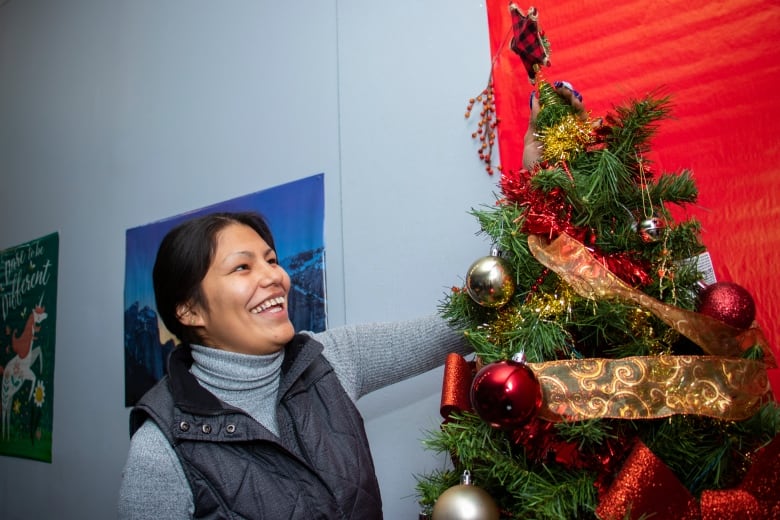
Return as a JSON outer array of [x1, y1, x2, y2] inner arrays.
[[233, 264, 250, 272]]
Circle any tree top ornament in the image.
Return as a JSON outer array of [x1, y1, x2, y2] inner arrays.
[[508, 4, 550, 84]]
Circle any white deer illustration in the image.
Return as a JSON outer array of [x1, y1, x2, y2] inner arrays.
[[1, 305, 47, 440]]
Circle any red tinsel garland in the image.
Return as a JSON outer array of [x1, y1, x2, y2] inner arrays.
[[499, 166, 652, 286]]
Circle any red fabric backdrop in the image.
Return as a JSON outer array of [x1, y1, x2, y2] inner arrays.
[[485, 0, 780, 367]]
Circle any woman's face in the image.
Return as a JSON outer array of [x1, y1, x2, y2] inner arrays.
[[183, 222, 295, 355]]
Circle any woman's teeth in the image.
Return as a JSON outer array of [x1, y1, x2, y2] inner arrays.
[[251, 296, 285, 314]]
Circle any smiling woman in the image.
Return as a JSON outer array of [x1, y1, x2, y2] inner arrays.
[[174, 221, 296, 355], [150, 213, 278, 345], [118, 210, 472, 519]]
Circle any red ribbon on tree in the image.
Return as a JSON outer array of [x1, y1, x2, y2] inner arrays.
[[596, 438, 780, 519]]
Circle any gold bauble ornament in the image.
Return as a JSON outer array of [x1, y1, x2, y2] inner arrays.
[[466, 254, 515, 308], [432, 471, 499, 520]]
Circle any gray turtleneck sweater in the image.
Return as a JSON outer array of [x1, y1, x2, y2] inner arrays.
[[118, 314, 469, 519]]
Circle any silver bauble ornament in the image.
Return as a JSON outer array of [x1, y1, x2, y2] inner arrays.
[[432, 471, 499, 520], [633, 216, 666, 243], [465, 255, 515, 308]]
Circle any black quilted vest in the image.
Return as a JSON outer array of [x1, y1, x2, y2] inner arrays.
[[130, 335, 383, 519]]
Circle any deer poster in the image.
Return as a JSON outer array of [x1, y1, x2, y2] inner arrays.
[[0, 232, 58, 463], [123, 174, 326, 406]]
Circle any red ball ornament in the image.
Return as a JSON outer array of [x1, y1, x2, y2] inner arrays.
[[470, 354, 542, 429], [697, 281, 756, 330]]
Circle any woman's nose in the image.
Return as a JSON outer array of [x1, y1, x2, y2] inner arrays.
[[257, 262, 283, 285]]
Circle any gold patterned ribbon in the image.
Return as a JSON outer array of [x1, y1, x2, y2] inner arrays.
[[531, 355, 771, 422], [440, 354, 771, 423], [527, 232, 776, 366]]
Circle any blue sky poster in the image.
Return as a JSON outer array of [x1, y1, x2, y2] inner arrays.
[[123, 174, 326, 406]]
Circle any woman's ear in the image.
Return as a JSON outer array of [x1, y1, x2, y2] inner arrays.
[[176, 303, 204, 327]]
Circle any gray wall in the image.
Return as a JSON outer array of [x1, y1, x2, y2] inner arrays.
[[0, 1, 494, 518]]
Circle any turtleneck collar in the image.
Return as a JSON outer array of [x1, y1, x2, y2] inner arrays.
[[189, 343, 284, 393], [164, 335, 324, 418]]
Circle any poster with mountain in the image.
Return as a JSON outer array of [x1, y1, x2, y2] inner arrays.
[[0, 232, 59, 462], [123, 174, 326, 406]]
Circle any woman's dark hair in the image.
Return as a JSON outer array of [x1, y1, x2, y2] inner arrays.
[[152, 211, 276, 345]]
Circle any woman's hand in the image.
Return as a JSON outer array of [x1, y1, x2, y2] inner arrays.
[[522, 82, 587, 170]]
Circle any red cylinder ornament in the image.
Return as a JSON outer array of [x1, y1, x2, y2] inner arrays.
[[470, 354, 542, 429]]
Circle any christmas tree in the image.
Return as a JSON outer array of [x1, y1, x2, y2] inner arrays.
[[416, 6, 780, 519]]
